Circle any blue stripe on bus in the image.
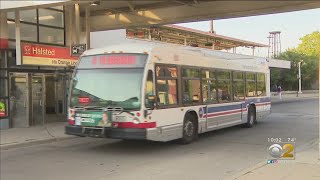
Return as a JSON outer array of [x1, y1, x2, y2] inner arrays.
[[204, 97, 271, 114]]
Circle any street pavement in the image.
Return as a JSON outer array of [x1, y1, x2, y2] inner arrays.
[[0, 98, 318, 180]]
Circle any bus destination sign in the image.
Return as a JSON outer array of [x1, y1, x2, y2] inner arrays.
[[78, 54, 147, 69]]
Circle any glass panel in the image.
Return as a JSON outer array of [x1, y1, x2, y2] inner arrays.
[[145, 70, 154, 108], [8, 21, 15, 39], [156, 66, 177, 78], [0, 51, 6, 70], [202, 79, 217, 103], [183, 79, 200, 104], [7, 50, 17, 67], [246, 72, 256, 81], [39, 26, 64, 45], [257, 82, 266, 96], [10, 76, 28, 127], [38, 9, 64, 27], [70, 69, 144, 110], [217, 80, 231, 102], [49, 6, 64, 10], [8, 41, 16, 49], [156, 79, 177, 105], [7, 12, 14, 20], [233, 72, 243, 80], [257, 73, 265, 82], [0, 78, 8, 96], [246, 81, 256, 97], [21, 23, 37, 42], [201, 70, 215, 79], [32, 76, 44, 125], [183, 68, 200, 78], [20, 9, 37, 23], [233, 81, 245, 101], [217, 71, 230, 80]]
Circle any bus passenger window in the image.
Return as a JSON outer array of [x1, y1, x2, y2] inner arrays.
[[182, 68, 201, 104], [201, 70, 217, 103], [217, 80, 231, 102], [156, 66, 178, 106], [156, 79, 177, 105], [246, 73, 256, 97], [217, 70, 231, 103], [233, 72, 245, 101], [145, 70, 154, 108], [257, 73, 266, 96], [183, 80, 200, 104]]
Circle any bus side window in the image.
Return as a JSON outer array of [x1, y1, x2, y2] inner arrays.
[[145, 70, 154, 108], [155, 66, 178, 106]]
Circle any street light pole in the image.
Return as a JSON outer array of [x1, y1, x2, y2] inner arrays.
[[298, 61, 303, 94]]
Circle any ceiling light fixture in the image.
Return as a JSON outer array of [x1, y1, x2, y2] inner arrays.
[[90, 0, 100, 6]]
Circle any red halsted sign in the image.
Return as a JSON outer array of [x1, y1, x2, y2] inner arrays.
[[21, 43, 78, 67], [78, 97, 90, 103]]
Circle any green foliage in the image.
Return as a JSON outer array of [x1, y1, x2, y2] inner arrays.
[[271, 31, 319, 90], [296, 31, 320, 57]]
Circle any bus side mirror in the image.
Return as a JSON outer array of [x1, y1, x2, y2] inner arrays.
[[147, 95, 156, 110]]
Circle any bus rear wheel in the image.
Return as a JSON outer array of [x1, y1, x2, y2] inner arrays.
[[242, 106, 256, 128], [180, 113, 198, 144]]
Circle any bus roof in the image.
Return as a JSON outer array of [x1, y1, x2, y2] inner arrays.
[[82, 39, 290, 69]]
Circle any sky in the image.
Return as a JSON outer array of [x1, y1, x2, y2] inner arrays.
[[177, 8, 320, 57]]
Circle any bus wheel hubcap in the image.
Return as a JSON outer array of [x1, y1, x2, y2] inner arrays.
[[184, 121, 194, 137], [250, 113, 254, 124]]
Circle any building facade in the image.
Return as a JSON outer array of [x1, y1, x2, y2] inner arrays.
[[0, 3, 89, 129]]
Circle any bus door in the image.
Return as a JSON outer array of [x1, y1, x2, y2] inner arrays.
[[204, 104, 218, 129]]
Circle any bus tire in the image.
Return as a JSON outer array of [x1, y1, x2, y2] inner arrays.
[[242, 106, 256, 128], [179, 113, 198, 144]]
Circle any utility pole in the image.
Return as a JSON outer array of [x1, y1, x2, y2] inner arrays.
[[298, 61, 303, 94]]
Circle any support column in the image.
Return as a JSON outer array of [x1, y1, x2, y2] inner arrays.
[[184, 38, 187, 45], [298, 62, 302, 93], [252, 47, 255, 56], [75, 3, 80, 44], [148, 29, 151, 40], [0, 12, 8, 49], [85, 7, 90, 49], [209, 20, 215, 34], [232, 47, 236, 53], [15, 11, 21, 65]]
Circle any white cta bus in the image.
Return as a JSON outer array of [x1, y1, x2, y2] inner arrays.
[[65, 41, 271, 144]]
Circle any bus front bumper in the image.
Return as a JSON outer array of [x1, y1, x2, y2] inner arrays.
[[65, 125, 147, 140]]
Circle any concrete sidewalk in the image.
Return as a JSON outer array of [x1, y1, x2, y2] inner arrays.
[[271, 91, 318, 104], [0, 122, 75, 150], [227, 140, 320, 180]]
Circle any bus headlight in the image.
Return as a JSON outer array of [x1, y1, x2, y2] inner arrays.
[[133, 117, 140, 124]]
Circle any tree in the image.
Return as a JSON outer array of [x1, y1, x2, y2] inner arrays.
[[272, 31, 319, 90], [296, 31, 320, 57]]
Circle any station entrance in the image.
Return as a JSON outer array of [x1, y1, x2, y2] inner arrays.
[[9, 72, 69, 128]]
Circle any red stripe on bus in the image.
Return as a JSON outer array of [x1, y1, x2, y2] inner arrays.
[[113, 122, 156, 129], [255, 102, 271, 106], [205, 109, 242, 118]]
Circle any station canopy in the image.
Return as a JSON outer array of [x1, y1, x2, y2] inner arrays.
[[126, 25, 268, 50], [2, 1, 320, 32], [80, 0, 320, 31]]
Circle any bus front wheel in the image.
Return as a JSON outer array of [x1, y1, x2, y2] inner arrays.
[[180, 113, 198, 144]]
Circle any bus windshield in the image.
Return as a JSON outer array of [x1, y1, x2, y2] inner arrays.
[[70, 68, 144, 110]]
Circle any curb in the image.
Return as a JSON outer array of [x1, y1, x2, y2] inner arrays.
[[0, 136, 78, 151], [271, 96, 318, 105]]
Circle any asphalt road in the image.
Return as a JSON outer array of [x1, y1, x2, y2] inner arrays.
[[1, 99, 318, 180]]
